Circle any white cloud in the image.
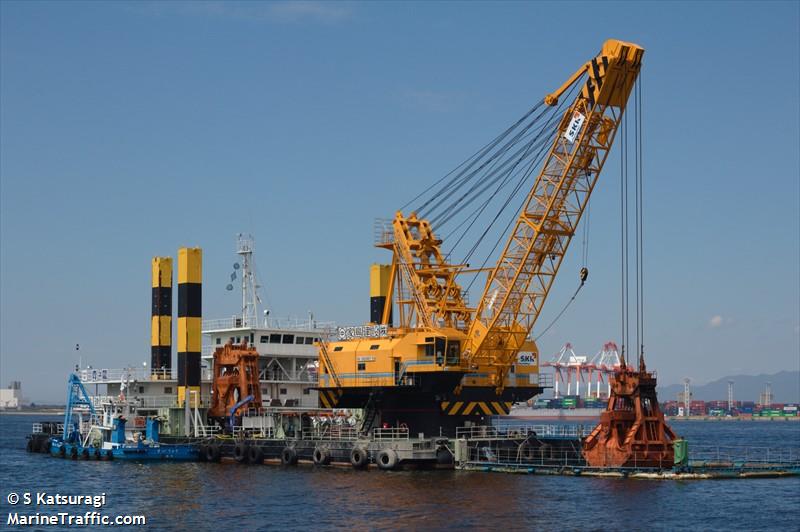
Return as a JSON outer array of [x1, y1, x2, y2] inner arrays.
[[709, 315, 724, 328], [269, 1, 352, 23], [125, 1, 353, 24]]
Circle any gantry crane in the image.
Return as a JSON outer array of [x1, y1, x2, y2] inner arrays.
[[318, 39, 644, 436]]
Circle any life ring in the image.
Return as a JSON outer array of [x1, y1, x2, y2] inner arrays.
[[233, 442, 249, 464], [376, 449, 398, 470], [313, 447, 330, 466], [248, 445, 264, 464], [350, 447, 369, 469], [281, 447, 298, 466], [205, 444, 221, 463]]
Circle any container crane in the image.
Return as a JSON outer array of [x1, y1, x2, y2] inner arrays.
[[318, 39, 644, 436]]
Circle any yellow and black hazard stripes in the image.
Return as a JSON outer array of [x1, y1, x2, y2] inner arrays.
[[151, 257, 172, 377], [582, 55, 609, 108], [440, 401, 513, 416], [178, 247, 202, 407], [318, 389, 343, 408]]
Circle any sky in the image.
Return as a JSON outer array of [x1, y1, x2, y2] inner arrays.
[[1, 1, 798, 403]]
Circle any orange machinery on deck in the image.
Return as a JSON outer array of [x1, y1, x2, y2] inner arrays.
[[582, 356, 677, 468], [208, 340, 261, 420]]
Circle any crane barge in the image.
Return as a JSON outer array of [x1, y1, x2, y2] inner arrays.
[[318, 39, 645, 437]]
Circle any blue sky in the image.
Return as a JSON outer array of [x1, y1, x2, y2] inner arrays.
[[1, 1, 798, 402]]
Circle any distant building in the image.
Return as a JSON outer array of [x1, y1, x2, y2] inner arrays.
[[0, 381, 22, 408]]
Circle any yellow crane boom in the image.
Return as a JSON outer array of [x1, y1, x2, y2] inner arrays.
[[466, 39, 644, 391]]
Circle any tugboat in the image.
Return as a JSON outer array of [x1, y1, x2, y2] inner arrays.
[[48, 374, 198, 461]]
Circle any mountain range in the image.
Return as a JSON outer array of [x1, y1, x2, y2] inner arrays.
[[657, 370, 799, 403]]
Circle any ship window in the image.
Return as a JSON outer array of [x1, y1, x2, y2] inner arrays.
[[333, 346, 343, 352], [280, 388, 287, 395], [314, 337, 321, 343], [229, 337, 235, 343], [357, 362, 366, 371], [446, 340, 460, 364], [435, 338, 446, 364], [164, 387, 172, 394], [282, 334, 294, 344], [138, 386, 144, 394], [260, 335, 268, 344], [369, 344, 379, 350], [236, 336, 241, 343], [424, 344, 434, 357], [296, 336, 305, 344], [424, 337, 434, 343], [269, 334, 281, 343], [261, 388, 268, 395], [510, 365, 515, 374], [303, 388, 310, 395], [305, 337, 314, 345], [215, 338, 221, 345], [250, 333, 254, 343]]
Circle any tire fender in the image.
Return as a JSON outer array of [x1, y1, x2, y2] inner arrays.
[[313, 447, 331, 466], [350, 447, 369, 469], [377, 449, 398, 470], [281, 447, 298, 466]]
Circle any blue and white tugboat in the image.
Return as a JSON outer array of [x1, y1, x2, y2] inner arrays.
[[49, 374, 198, 461]]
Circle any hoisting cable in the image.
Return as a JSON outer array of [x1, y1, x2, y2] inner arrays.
[[458, 79, 581, 293], [636, 73, 645, 364], [399, 100, 545, 212], [413, 101, 548, 217], [439, 104, 569, 247], [533, 266, 589, 341], [421, 103, 554, 221]]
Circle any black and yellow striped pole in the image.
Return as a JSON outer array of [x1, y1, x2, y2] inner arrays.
[[370, 264, 392, 325], [151, 257, 173, 379], [177, 247, 202, 407]]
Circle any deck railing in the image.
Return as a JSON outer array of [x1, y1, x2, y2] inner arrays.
[[202, 316, 336, 332], [373, 427, 410, 441]]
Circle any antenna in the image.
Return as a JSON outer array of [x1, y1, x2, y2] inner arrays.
[[236, 234, 261, 326]]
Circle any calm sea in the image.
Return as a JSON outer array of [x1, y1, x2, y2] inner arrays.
[[1, 414, 798, 531]]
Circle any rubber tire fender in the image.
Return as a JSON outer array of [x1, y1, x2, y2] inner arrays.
[[350, 447, 369, 469], [94, 448, 102, 460], [81, 448, 90, 460], [205, 444, 221, 463], [313, 447, 330, 466], [281, 447, 298, 466], [106, 449, 114, 461], [248, 445, 264, 464], [436, 446, 454, 465], [26, 439, 34, 453], [376, 449, 398, 470], [70, 446, 78, 460], [233, 442, 250, 464], [198, 444, 208, 462], [58, 445, 66, 458], [39, 438, 51, 454]]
